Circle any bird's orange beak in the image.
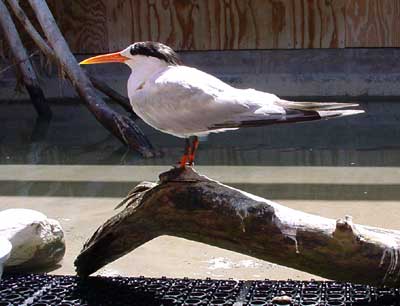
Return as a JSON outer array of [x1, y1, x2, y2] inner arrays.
[[79, 52, 129, 65]]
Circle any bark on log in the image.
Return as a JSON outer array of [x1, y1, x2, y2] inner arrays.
[[75, 167, 400, 288], [26, 0, 156, 157], [0, 0, 52, 119], [6, 0, 137, 117]]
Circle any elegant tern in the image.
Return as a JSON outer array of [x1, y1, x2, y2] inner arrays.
[[80, 41, 364, 167]]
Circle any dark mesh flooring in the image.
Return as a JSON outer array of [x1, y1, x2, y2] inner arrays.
[[0, 273, 399, 306]]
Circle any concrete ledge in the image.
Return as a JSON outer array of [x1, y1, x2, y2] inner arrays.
[[1, 48, 400, 100], [0, 165, 398, 185]]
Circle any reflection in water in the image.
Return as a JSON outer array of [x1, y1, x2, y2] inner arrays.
[[1, 101, 400, 199], [30, 117, 51, 142]]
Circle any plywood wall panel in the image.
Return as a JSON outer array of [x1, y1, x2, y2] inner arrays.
[[239, 0, 294, 49], [128, 0, 215, 50], [54, 0, 108, 53], [106, 0, 134, 52], [291, 0, 345, 48], [346, 0, 400, 47], [48, 0, 347, 52], [122, 0, 344, 51]]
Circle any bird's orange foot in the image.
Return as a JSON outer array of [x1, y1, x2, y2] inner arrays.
[[178, 145, 192, 168], [188, 137, 199, 166], [178, 137, 199, 168], [179, 154, 188, 168], [188, 153, 195, 166]]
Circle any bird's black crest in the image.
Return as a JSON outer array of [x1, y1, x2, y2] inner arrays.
[[130, 42, 181, 65]]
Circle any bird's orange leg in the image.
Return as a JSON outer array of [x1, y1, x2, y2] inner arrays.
[[189, 136, 199, 166], [179, 138, 191, 168]]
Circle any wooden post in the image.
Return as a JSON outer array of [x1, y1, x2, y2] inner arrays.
[[0, 0, 52, 119], [26, 0, 156, 157], [76, 167, 400, 288]]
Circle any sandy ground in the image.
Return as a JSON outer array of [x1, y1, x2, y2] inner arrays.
[[2, 196, 400, 281]]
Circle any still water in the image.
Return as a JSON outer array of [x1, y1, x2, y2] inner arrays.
[[1, 100, 399, 279], [1, 100, 399, 199]]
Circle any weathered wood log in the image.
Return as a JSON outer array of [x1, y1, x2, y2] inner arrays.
[[26, 0, 156, 157], [6, 0, 137, 117], [0, 0, 52, 119], [75, 167, 400, 287]]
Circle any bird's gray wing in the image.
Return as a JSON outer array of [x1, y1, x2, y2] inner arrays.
[[210, 92, 364, 129]]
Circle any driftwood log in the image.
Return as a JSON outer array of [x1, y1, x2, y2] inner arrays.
[[75, 167, 400, 287], [25, 0, 155, 157], [0, 0, 52, 119]]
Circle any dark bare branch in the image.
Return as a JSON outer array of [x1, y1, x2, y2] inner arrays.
[[6, 0, 138, 118], [0, 0, 51, 119], [27, 0, 156, 157], [89, 76, 136, 117]]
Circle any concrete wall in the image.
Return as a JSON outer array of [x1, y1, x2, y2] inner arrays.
[[1, 48, 400, 101]]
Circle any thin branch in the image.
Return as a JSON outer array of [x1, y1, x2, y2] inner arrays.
[[89, 76, 137, 118], [6, 0, 137, 116], [0, 0, 51, 119], [6, 0, 53, 55], [27, 0, 156, 157], [0, 50, 38, 75]]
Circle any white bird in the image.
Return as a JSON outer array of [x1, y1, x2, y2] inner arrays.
[[80, 41, 364, 167]]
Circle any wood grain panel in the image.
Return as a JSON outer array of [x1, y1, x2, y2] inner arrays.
[[346, 0, 400, 47], [106, 0, 134, 51], [47, 0, 345, 52], [250, 0, 294, 49], [53, 0, 108, 53], [126, 0, 344, 50], [292, 0, 345, 48], [12, 1, 400, 52], [206, 0, 292, 49], [130, 0, 293, 50], [129, 0, 210, 50]]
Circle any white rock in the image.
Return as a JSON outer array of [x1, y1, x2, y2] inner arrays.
[[0, 209, 65, 271], [0, 237, 12, 278]]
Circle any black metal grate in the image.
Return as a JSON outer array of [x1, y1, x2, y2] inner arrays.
[[0, 273, 399, 305]]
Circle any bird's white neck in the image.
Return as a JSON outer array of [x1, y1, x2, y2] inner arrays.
[[126, 56, 169, 98]]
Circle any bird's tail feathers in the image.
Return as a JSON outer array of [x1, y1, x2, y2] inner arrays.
[[278, 100, 360, 111], [278, 99, 364, 120], [316, 109, 364, 119]]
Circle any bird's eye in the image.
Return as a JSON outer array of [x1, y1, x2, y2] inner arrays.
[[129, 46, 136, 56]]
